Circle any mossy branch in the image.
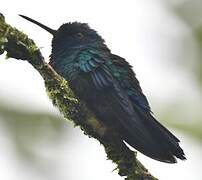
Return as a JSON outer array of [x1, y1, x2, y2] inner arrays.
[[0, 14, 157, 180]]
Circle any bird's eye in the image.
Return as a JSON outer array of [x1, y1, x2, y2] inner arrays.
[[76, 32, 84, 39]]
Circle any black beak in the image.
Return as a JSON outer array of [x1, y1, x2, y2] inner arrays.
[[19, 15, 56, 35]]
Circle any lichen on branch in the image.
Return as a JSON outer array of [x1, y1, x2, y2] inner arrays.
[[0, 13, 157, 180]]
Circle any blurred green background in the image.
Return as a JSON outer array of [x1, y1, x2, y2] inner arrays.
[[0, 0, 202, 180]]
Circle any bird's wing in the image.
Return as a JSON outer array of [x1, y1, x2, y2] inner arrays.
[[76, 49, 159, 150], [110, 54, 181, 139], [110, 54, 186, 161]]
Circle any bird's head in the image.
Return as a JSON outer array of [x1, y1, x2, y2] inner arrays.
[[53, 22, 104, 50], [19, 15, 105, 54]]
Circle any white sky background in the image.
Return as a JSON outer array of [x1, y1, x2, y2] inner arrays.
[[0, 0, 202, 180]]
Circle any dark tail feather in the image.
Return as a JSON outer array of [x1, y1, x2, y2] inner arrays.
[[145, 115, 186, 161], [99, 88, 186, 163], [120, 105, 186, 163]]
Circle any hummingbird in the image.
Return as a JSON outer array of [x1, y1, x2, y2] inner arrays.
[[19, 15, 186, 163]]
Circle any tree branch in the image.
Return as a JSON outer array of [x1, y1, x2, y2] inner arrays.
[[0, 13, 157, 180]]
